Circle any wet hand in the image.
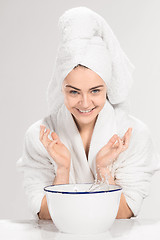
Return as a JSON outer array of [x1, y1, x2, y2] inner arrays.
[[39, 125, 71, 169], [96, 128, 132, 168]]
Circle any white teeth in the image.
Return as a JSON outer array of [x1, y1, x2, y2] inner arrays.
[[78, 108, 94, 113]]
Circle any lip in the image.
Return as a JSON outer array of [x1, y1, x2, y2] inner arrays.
[[76, 107, 96, 116]]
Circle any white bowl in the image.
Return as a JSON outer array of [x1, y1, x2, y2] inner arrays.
[[44, 183, 122, 234]]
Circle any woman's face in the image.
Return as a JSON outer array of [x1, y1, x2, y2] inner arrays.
[[62, 66, 107, 129]]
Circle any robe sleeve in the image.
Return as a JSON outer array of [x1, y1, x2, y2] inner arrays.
[[16, 120, 57, 218], [114, 124, 160, 217]]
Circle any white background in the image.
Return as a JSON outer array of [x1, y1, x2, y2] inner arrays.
[[0, 0, 160, 219]]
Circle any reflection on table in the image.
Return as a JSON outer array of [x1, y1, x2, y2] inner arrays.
[[0, 218, 160, 240]]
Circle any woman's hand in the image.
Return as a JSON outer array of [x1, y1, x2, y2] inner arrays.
[[96, 128, 132, 169], [39, 125, 71, 169]]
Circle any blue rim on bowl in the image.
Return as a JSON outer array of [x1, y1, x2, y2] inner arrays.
[[44, 183, 122, 194]]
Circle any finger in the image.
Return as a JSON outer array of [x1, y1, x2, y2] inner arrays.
[[113, 138, 122, 148], [122, 128, 131, 142], [41, 129, 52, 148], [111, 137, 123, 158], [122, 128, 132, 149], [43, 128, 51, 141], [47, 140, 59, 158], [117, 137, 123, 152], [48, 139, 58, 149], [106, 134, 119, 148], [126, 127, 132, 136], [126, 128, 132, 136], [39, 125, 46, 141], [40, 124, 46, 128], [51, 132, 61, 144], [48, 139, 58, 147]]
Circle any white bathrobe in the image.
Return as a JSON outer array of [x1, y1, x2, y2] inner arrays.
[[17, 100, 160, 218]]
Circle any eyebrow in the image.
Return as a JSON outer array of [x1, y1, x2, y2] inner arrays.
[[65, 84, 104, 91]]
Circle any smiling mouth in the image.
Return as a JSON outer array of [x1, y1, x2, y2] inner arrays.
[[76, 107, 96, 113]]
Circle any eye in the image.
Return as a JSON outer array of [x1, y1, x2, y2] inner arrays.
[[69, 90, 79, 95], [91, 89, 100, 94]]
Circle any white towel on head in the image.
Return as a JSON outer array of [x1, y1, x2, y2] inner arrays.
[[47, 6, 135, 115]]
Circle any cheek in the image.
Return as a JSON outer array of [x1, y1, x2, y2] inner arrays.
[[64, 95, 77, 108], [95, 94, 106, 105]]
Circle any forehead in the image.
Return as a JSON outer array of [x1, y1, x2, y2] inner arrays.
[[63, 67, 105, 88]]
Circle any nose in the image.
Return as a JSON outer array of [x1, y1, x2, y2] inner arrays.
[[79, 93, 92, 108]]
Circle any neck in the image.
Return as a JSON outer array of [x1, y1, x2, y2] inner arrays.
[[72, 116, 98, 134]]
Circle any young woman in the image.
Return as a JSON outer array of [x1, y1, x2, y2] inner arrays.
[[17, 7, 159, 221]]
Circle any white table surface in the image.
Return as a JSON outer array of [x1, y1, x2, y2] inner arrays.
[[0, 218, 160, 240]]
